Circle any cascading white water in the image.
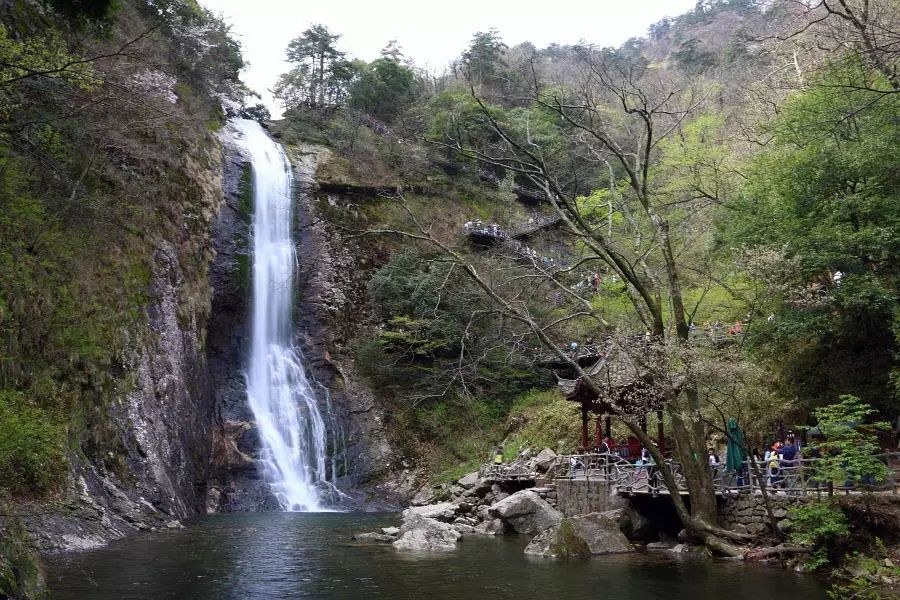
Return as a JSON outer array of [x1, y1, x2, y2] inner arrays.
[[234, 118, 331, 512]]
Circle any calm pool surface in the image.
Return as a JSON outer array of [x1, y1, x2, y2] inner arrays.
[[47, 512, 826, 599]]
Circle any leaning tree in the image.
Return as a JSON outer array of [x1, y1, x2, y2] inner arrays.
[[372, 45, 758, 555]]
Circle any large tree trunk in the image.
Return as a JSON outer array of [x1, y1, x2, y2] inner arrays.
[[670, 387, 720, 526]]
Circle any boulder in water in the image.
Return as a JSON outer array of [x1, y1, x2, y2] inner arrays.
[[353, 532, 396, 543], [393, 514, 461, 551], [402, 502, 459, 522], [599, 507, 655, 541], [524, 513, 633, 557], [473, 518, 507, 536], [489, 490, 562, 536]]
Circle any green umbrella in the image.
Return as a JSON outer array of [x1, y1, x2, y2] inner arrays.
[[725, 418, 746, 473]]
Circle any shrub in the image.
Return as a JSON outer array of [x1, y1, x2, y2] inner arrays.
[[788, 501, 850, 570], [0, 391, 67, 496]]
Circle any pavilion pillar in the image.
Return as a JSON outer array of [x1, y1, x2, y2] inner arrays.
[[580, 402, 590, 452], [605, 415, 611, 439], [594, 415, 603, 449]]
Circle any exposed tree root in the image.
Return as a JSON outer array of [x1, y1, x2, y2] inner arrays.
[[702, 533, 745, 558], [744, 544, 811, 561]]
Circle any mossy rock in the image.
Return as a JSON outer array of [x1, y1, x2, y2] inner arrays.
[[550, 518, 592, 557]]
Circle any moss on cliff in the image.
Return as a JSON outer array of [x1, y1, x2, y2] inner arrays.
[[0, 516, 47, 600], [0, 0, 233, 498]]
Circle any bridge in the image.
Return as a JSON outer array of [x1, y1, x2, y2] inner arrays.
[[462, 216, 564, 249], [547, 452, 900, 498], [479, 452, 900, 498]]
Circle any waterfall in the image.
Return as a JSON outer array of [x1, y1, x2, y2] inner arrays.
[[234, 118, 332, 512]]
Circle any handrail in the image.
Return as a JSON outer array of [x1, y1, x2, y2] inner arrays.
[[546, 452, 900, 497]]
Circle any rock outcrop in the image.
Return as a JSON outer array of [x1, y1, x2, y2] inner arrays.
[[489, 490, 563, 536], [21, 149, 223, 553], [524, 513, 633, 557], [393, 513, 462, 551]]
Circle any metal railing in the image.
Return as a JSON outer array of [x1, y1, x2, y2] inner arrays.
[[478, 462, 537, 481], [545, 452, 900, 497]]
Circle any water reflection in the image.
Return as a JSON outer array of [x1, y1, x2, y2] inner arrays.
[[48, 513, 825, 600]]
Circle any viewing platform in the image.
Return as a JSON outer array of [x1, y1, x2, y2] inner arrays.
[[547, 452, 900, 498]]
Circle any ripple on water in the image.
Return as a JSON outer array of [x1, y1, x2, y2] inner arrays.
[[47, 512, 826, 600]]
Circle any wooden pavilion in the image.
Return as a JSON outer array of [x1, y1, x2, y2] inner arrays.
[[557, 348, 667, 455]]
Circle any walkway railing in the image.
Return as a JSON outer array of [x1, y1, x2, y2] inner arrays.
[[546, 452, 900, 497], [478, 462, 538, 481]]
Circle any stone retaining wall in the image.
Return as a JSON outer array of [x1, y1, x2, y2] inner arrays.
[[553, 480, 620, 517], [550, 476, 819, 533], [717, 494, 813, 535]]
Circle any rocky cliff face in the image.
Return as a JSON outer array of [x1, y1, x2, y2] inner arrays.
[[19, 123, 410, 560], [288, 144, 401, 502], [21, 150, 224, 553]]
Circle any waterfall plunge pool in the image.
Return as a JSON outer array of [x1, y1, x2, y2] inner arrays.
[[47, 512, 826, 599]]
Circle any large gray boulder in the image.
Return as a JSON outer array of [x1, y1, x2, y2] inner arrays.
[[410, 486, 438, 506], [473, 518, 507, 536], [489, 490, 562, 536], [524, 513, 633, 557], [402, 502, 458, 522], [393, 514, 461, 551], [533, 448, 558, 473], [352, 532, 395, 543], [457, 471, 480, 489], [599, 507, 655, 541]]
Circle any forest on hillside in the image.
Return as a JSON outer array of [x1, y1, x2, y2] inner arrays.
[[271, 0, 899, 579], [272, 1, 897, 463]]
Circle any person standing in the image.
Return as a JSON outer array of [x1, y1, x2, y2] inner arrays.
[[780, 438, 799, 491], [767, 442, 782, 489]]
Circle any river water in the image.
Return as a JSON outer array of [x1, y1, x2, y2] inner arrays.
[[47, 513, 825, 599]]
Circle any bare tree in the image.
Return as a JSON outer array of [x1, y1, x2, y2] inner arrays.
[[364, 46, 767, 555]]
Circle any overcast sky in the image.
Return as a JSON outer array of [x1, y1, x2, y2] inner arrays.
[[200, 0, 698, 115]]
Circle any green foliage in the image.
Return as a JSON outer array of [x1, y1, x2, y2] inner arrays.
[[462, 29, 506, 86], [503, 392, 582, 458], [240, 103, 270, 124], [277, 24, 355, 108], [50, 0, 119, 23], [808, 395, 890, 487], [426, 85, 501, 153], [673, 38, 716, 74], [349, 57, 417, 123], [368, 249, 454, 319], [828, 544, 900, 600], [788, 501, 850, 570], [0, 22, 95, 120], [0, 516, 47, 599], [0, 391, 67, 495], [723, 60, 900, 416]]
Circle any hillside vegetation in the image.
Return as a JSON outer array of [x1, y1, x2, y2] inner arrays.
[[274, 0, 899, 585]]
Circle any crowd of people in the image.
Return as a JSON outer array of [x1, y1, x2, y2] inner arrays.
[[463, 220, 509, 239], [517, 244, 558, 266], [699, 320, 746, 340]]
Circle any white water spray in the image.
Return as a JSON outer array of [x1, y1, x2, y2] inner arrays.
[[235, 119, 332, 511]]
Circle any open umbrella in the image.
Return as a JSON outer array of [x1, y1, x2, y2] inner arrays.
[[725, 418, 746, 473]]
